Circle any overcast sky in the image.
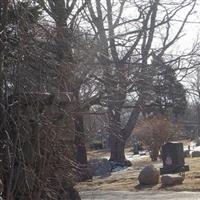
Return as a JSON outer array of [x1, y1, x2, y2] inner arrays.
[[177, 2, 200, 100], [177, 2, 200, 51]]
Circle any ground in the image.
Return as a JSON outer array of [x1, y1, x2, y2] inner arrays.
[[76, 147, 200, 192], [80, 191, 200, 200]]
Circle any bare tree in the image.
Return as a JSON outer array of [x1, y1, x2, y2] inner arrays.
[[84, 0, 196, 165], [36, 0, 98, 181], [0, 0, 91, 199], [188, 62, 200, 136]]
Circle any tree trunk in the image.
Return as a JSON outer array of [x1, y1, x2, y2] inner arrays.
[[150, 149, 159, 161], [108, 99, 141, 165], [109, 133, 126, 164], [150, 145, 159, 161], [107, 104, 131, 166], [109, 133, 132, 166], [74, 114, 92, 181]]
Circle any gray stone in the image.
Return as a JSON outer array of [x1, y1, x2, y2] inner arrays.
[[110, 160, 132, 169], [184, 150, 190, 158], [192, 151, 200, 157], [88, 158, 112, 177], [138, 165, 160, 185], [161, 174, 184, 186], [139, 151, 146, 156], [0, 179, 3, 194], [195, 137, 200, 146]]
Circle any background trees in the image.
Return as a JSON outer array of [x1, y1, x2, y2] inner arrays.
[[83, 0, 196, 165], [0, 0, 199, 199]]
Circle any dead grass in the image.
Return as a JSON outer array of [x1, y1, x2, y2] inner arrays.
[[76, 148, 200, 192], [164, 157, 200, 192], [87, 149, 110, 159]]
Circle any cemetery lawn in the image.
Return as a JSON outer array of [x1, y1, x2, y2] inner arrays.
[[76, 149, 200, 192]]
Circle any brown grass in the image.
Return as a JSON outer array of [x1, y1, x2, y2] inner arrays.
[[87, 149, 110, 159], [164, 157, 200, 191], [76, 149, 200, 192]]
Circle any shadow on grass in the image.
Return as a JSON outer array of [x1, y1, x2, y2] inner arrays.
[[135, 183, 184, 191], [98, 173, 112, 179], [135, 183, 159, 190]]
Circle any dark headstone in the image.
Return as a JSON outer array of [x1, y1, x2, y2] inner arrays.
[[88, 158, 112, 177], [162, 142, 184, 166], [133, 143, 139, 154], [184, 150, 190, 157], [195, 137, 200, 146], [160, 142, 189, 174], [192, 151, 200, 157]]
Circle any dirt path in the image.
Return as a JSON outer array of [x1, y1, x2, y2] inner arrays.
[[80, 191, 200, 200]]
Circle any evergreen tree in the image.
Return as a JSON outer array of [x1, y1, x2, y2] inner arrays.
[[150, 54, 187, 119]]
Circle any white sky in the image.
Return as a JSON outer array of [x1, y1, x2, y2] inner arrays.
[[175, 2, 200, 100], [176, 3, 200, 51]]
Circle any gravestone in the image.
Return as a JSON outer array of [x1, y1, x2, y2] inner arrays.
[[160, 142, 189, 175], [133, 142, 139, 155], [88, 158, 112, 176]]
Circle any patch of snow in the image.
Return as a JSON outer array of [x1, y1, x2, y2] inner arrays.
[[190, 141, 196, 149], [125, 152, 149, 161], [103, 152, 149, 162], [182, 141, 200, 155], [183, 141, 196, 151], [193, 146, 200, 152], [112, 166, 134, 174], [112, 166, 127, 172]]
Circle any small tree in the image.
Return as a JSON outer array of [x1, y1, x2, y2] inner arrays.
[[134, 115, 182, 161]]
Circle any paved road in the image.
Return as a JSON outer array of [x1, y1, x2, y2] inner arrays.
[[80, 191, 200, 200]]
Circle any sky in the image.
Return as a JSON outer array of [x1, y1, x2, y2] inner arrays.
[[122, 1, 200, 99], [174, 2, 200, 100], [176, 2, 200, 51]]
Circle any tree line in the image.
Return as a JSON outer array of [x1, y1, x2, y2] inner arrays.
[[0, 0, 198, 199]]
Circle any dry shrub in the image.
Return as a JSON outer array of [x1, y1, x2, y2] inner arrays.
[[134, 115, 182, 161]]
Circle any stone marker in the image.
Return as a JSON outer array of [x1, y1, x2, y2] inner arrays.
[[0, 179, 3, 194], [0, 179, 3, 200], [160, 142, 189, 174], [184, 150, 190, 158], [139, 151, 146, 156], [138, 165, 160, 185], [161, 174, 184, 186], [133, 142, 139, 155], [88, 158, 112, 177], [191, 151, 200, 157]]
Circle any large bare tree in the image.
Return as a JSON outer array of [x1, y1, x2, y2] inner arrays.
[[84, 0, 196, 165], [36, 0, 98, 182], [0, 0, 91, 199]]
